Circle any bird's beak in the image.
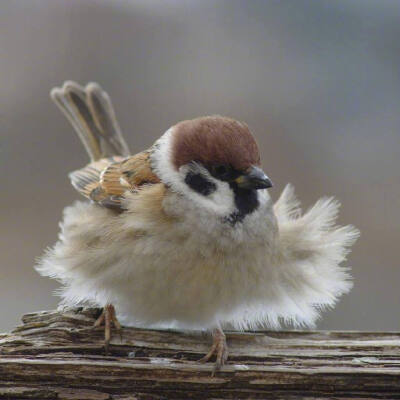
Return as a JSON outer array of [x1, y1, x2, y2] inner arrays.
[[235, 166, 273, 190]]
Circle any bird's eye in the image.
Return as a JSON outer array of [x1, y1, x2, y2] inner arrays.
[[210, 164, 232, 180], [215, 165, 228, 176]]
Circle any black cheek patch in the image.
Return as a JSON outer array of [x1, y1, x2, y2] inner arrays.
[[185, 172, 216, 196]]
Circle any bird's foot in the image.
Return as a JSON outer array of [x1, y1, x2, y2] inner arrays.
[[93, 304, 122, 354], [199, 328, 228, 375]]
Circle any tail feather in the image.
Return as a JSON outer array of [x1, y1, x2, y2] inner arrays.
[[50, 81, 130, 161]]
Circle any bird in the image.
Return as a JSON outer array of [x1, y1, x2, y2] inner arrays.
[[36, 81, 359, 372]]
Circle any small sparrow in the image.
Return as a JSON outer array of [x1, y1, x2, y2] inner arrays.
[[37, 81, 359, 372]]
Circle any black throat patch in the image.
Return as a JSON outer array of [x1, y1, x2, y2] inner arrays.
[[225, 183, 259, 225]]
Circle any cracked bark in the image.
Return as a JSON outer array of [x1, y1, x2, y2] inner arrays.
[[1, 308, 400, 399]]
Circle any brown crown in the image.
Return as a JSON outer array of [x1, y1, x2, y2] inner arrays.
[[171, 116, 261, 171]]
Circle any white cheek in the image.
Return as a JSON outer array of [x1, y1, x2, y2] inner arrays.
[[176, 164, 236, 217]]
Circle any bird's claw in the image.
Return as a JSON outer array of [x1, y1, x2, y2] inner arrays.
[[93, 304, 122, 354], [199, 328, 228, 375]]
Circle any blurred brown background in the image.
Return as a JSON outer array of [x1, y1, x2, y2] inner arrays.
[[1, 0, 399, 332]]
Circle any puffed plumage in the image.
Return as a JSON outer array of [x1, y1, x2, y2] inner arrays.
[[36, 81, 359, 368]]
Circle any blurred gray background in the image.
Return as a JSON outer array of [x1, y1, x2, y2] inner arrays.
[[1, 0, 399, 332]]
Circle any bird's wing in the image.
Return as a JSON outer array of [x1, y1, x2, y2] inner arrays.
[[69, 150, 160, 211]]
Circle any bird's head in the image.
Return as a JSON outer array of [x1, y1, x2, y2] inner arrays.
[[150, 116, 273, 224]]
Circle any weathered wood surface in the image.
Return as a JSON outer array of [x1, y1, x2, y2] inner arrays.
[[1, 308, 400, 399]]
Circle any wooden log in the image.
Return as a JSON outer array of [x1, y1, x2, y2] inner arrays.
[[1, 308, 400, 399]]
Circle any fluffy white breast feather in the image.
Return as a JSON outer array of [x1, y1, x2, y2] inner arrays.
[[37, 179, 358, 330]]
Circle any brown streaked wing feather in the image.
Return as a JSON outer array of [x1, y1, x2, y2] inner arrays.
[[69, 151, 159, 212], [101, 151, 160, 194], [120, 151, 160, 187], [100, 163, 126, 196], [69, 156, 124, 200]]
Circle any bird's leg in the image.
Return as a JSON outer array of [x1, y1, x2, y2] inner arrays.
[[199, 327, 228, 374], [93, 304, 122, 354]]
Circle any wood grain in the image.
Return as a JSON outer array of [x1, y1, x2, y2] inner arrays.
[[1, 308, 400, 399]]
